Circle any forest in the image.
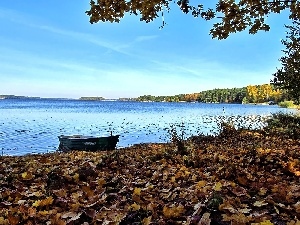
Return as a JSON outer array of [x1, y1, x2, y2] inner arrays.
[[137, 84, 286, 104]]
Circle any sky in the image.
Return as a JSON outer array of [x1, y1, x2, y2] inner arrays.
[[0, 1, 292, 99]]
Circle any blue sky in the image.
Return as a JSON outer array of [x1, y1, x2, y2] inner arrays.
[[0, 1, 291, 99]]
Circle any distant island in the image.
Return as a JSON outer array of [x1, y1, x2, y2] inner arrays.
[[0, 95, 41, 100], [79, 97, 105, 101], [0, 95, 71, 100]]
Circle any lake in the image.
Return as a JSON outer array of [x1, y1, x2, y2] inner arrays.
[[0, 99, 296, 156]]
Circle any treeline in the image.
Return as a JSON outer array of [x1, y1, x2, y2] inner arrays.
[[245, 84, 285, 103], [137, 84, 286, 104], [136, 93, 200, 102]]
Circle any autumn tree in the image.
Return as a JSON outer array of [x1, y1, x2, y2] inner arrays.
[[272, 20, 300, 104], [86, 0, 300, 39]]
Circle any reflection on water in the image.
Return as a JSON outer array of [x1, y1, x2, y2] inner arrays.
[[0, 99, 295, 156]]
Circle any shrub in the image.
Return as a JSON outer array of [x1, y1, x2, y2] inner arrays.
[[278, 101, 297, 108], [264, 112, 300, 139]]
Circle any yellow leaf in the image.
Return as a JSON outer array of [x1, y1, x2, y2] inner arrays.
[[196, 180, 207, 189], [171, 176, 176, 182], [133, 187, 141, 196], [21, 172, 33, 180], [32, 197, 54, 208], [32, 200, 42, 207], [214, 182, 222, 191], [142, 216, 152, 225], [21, 172, 28, 179], [39, 210, 50, 216], [0, 217, 8, 225], [73, 173, 79, 181], [130, 202, 140, 211]]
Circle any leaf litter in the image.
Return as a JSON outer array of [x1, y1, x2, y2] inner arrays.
[[1, 128, 300, 224]]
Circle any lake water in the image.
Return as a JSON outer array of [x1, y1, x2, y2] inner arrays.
[[0, 99, 296, 156]]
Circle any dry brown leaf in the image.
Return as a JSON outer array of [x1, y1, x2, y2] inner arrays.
[[7, 214, 19, 225], [163, 204, 185, 218]]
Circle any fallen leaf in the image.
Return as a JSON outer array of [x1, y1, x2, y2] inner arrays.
[[130, 202, 141, 211], [198, 212, 211, 225], [133, 187, 142, 196], [163, 204, 185, 218], [214, 182, 222, 191], [253, 200, 268, 207]]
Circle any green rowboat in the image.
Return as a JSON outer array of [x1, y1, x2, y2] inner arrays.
[[58, 134, 120, 152]]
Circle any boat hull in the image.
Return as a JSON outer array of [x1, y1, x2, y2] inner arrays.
[[58, 135, 120, 152]]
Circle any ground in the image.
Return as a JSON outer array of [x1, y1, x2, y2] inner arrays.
[[1, 127, 300, 225]]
